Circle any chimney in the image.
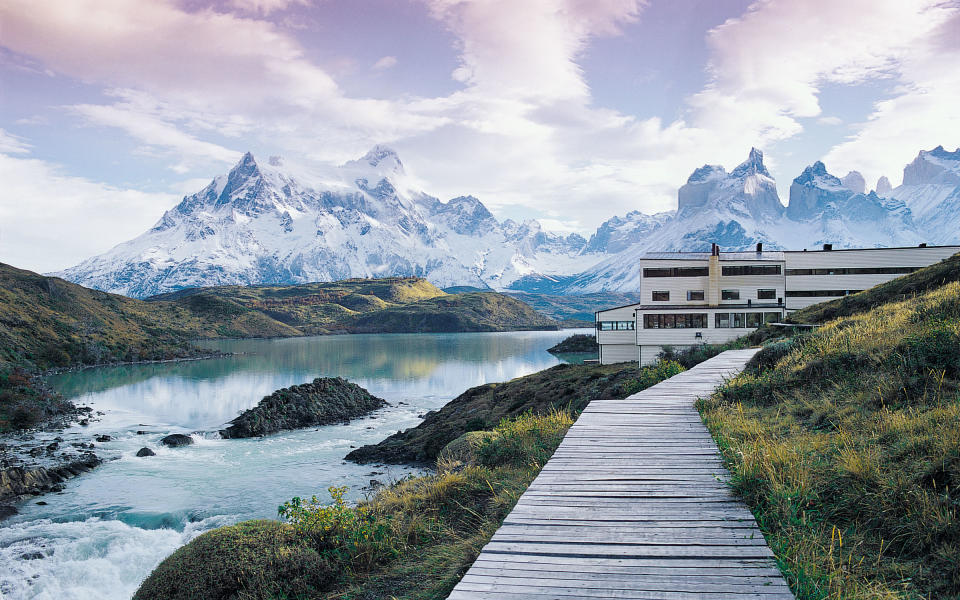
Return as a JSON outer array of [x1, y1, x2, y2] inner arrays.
[[919, 243, 927, 248], [823, 243, 833, 251], [756, 242, 763, 253], [708, 243, 720, 306]]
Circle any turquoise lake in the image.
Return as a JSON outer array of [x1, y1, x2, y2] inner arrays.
[[0, 329, 588, 599]]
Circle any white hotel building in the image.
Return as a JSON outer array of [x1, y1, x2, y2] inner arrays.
[[595, 243, 960, 365]]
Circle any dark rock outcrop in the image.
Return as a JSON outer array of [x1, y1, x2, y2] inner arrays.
[[547, 334, 598, 354], [136, 447, 156, 457], [220, 377, 386, 439], [160, 434, 193, 447], [1, 453, 101, 517]]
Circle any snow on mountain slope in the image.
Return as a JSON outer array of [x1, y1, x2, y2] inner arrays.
[[563, 148, 953, 294], [889, 146, 960, 244], [56, 148, 599, 297]]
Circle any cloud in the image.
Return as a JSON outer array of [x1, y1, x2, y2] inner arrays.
[[229, 0, 309, 16], [373, 55, 398, 70], [0, 151, 177, 273], [817, 116, 843, 126], [0, 128, 31, 154], [823, 8, 960, 185]]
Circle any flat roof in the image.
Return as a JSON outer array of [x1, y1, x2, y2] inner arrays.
[[598, 302, 784, 315], [637, 251, 785, 261]]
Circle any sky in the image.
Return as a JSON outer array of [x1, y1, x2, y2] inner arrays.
[[1, 0, 959, 273]]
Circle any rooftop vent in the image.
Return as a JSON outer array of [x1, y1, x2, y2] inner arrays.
[[919, 243, 928, 248], [756, 242, 763, 253], [823, 243, 833, 251]]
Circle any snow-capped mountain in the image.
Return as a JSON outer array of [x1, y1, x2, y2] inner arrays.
[[56, 144, 960, 297], [563, 147, 958, 293], [887, 145, 960, 245], [56, 147, 600, 297]]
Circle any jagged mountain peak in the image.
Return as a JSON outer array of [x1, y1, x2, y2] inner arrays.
[[842, 170, 866, 194], [876, 175, 893, 196], [353, 144, 404, 174], [731, 147, 770, 178]]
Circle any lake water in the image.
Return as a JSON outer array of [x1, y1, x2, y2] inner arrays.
[[0, 330, 587, 599]]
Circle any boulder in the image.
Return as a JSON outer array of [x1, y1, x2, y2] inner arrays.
[[136, 447, 156, 457], [220, 377, 386, 439], [160, 434, 193, 447]]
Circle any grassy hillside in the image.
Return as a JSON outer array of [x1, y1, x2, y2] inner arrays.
[[150, 277, 447, 335], [150, 278, 558, 335], [349, 292, 558, 334], [699, 255, 960, 598]]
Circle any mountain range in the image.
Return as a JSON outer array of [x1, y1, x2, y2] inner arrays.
[[56, 145, 960, 297]]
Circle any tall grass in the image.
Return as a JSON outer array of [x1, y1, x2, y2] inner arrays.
[[699, 280, 960, 599]]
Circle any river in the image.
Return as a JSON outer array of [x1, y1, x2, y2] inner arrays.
[[0, 329, 588, 599]]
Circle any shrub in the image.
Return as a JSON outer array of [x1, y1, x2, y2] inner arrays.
[[623, 359, 685, 396], [133, 520, 333, 600], [476, 410, 574, 469]]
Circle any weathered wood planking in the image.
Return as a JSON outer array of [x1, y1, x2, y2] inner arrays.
[[447, 348, 795, 600]]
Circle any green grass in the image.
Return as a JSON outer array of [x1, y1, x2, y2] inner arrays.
[[135, 361, 687, 599], [698, 278, 960, 599]]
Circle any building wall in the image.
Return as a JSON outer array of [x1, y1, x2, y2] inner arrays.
[[784, 246, 960, 310], [602, 344, 640, 364], [636, 258, 786, 307]]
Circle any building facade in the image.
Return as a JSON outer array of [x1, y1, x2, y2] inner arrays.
[[596, 243, 960, 365]]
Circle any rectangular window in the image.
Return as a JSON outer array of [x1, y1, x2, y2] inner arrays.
[[642, 266, 709, 278], [598, 321, 635, 331], [786, 266, 920, 276], [643, 313, 708, 329], [733, 313, 746, 328], [746, 313, 763, 328], [715, 313, 730, 328], [785, 290, 863, 297], [764, 312, 781, 324], [722, 265, 782, 276], [687, 290, 705, 301], [652, 291, 670, 301], [722, 289, 740, 300], [757, 288, 776, 300]]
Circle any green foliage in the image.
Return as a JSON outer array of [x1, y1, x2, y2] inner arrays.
[[699, 278, 960, 599], [623, 359, 685, 395], [476, 410, 575, 469], [278, 486, 398, 571]]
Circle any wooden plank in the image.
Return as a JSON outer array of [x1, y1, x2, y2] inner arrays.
[[446, 349, 794, 600]]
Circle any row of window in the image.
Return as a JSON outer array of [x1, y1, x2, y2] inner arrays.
[[784, 289, 863, 297], [786, 266, 920, 276], [651, 289, 778, 301], [715, 312, 781, 328], [640, 312, 782, 329], [642, 264, 782, 278], [597, 321, 635, 331]]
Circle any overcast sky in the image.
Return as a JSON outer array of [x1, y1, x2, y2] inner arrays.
[[1, 0, 959, 273]]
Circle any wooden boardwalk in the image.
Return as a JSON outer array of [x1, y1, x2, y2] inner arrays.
[[448, 349, 794, 600]]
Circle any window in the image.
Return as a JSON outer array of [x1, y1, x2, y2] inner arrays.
[[722, 289, 740, 300], [643, 313, 708, 329], [722, 265, 782, 276], [598, 321, 635, 331], [652, 291, 670, 301], [757, 288, 776, 300], [643, 266, 709, 278], [786, 266, 920, 276], [785, 290, 862, 297], [716, 312, 778, 328], [687, 290, 705, 301]]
